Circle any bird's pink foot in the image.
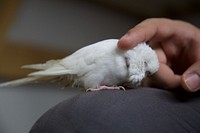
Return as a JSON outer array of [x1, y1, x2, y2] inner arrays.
[[86, 85, 125, 92]]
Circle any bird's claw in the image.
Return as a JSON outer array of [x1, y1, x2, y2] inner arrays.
[[86, 85, 125, 92]]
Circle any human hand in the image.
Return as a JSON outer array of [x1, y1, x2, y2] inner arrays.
[[118, 18, 200, 92]]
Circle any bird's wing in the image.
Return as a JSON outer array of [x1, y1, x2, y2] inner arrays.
[[27, 39, 118, 76], [59, 39, 119, 75]]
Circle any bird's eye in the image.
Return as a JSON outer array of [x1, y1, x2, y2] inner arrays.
[[144, 61, 148, 67], [145, 71, 151, 76]]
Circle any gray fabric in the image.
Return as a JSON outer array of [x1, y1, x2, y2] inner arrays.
[[30, 87, 200, 133]]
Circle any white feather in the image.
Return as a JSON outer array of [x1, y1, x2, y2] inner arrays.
[[0, 39, 159, 89], [22, 60, 60, 70], [0, 77, 38, 87]]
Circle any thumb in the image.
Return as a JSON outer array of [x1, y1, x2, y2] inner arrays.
[[142, 63, 181, 89], [182, 61, 200, 92]]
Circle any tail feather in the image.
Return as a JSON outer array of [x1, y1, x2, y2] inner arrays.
[[29, 69, 75, 76], [22, 64, 47, 70], [0, 77, 39, 88], [21, 60, 60, 70], [0, 59, 76, 88]]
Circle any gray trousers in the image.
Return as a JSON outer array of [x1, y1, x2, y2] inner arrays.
[[29, 87, 200, 133]]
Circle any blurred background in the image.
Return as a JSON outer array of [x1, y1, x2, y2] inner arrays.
[[0, 0, 199, 132]]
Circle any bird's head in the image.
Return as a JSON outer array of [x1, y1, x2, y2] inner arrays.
[[125, 43, 159, 86]]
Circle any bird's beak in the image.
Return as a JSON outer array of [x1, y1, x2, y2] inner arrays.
[[145, 71, 151, 77]]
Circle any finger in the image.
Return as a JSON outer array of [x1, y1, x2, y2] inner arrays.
[[182, 61, 200, 92], [146, 63, 181, 89], [118, 18, 175, 50], [118, 20, 157, 50]]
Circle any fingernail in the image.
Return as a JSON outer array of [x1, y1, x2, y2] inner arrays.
[[184, 73, 200, 92], [121, 34, 129, 40]]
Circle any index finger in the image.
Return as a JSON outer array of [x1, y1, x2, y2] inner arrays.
[[117, 18, 173, 50]]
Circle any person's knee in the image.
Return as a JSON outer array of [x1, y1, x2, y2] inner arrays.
[[30, 88, 200, 133]]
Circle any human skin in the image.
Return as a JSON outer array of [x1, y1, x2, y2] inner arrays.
[[118, 18, 200, 92]]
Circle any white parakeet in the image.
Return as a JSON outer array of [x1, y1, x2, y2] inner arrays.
[[0, 39, 159, 91]]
